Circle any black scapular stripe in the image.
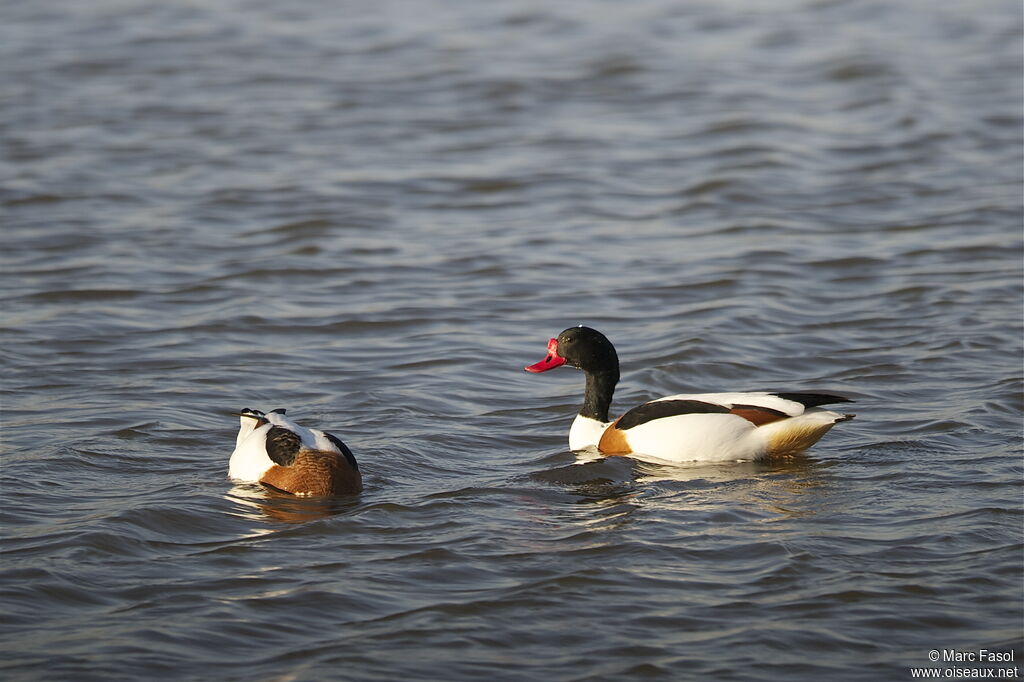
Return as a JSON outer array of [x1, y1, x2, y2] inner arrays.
[[265, 426, 302, 466], [325, 432, 359, 471], [772, 392, 853, 408], [616, 400, 730, 430]]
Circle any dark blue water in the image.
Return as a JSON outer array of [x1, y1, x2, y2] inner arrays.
[[2, 1, 1022, 680]]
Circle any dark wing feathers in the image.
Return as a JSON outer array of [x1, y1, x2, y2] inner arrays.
[[615, 393, 853, 431], [325, 432, 359, 471], [772, 392, 853, 408], [616, 400, 730, 430], [265, 426, 302, 466]]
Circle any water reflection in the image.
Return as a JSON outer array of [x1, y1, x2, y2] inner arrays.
[[226, 484, 359, 524], [536, 450, 835, 524], [632, 453, 836, 521], [630, 452, 826, 485]]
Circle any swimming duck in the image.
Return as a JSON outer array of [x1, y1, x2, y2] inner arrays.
[[525, 326, 854, 462], [228, 408, 362, 496]]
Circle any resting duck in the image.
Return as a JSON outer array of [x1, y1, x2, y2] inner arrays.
[[525, 326, 854, 462], [228, 408, 362, 496]]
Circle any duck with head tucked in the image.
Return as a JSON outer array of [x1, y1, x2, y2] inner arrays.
[[229, 408, 362, 496]]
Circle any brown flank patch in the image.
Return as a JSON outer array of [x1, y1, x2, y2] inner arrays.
[[597, 419, 632, 455], [260, 449, 363, 496], [728, 404, 789, 426]]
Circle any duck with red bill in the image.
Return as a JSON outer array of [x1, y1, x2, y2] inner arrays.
[[524, 338, 565, 372]]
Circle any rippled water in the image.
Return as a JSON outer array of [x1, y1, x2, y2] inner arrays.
[[2, 0, 1022, 680]]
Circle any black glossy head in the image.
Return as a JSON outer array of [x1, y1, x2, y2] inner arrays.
[[524, 326, 620, 422], [553, 326, 619, 374]]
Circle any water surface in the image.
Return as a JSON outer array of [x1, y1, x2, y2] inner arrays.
[[2, 1, 1022, 680]]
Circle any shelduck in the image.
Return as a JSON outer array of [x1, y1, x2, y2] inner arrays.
[[525, 326, 854, 463], [228, 408, 362, 496]]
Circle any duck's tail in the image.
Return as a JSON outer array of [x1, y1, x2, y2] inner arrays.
[[759, 410, 854, 457]]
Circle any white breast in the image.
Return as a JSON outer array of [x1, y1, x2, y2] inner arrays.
[[568, 414, 611, 451]]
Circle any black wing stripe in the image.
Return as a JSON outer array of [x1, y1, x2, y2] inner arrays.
[[772, 392, 853, 408], [617, 400, 730, 430], [325, 432, 359, 471], [265, 426, 302, 466]]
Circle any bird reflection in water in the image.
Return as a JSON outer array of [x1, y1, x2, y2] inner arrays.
[[630, 452, 836, 521], [537, 449, 836, 523], [227, 484, 359, 524]]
